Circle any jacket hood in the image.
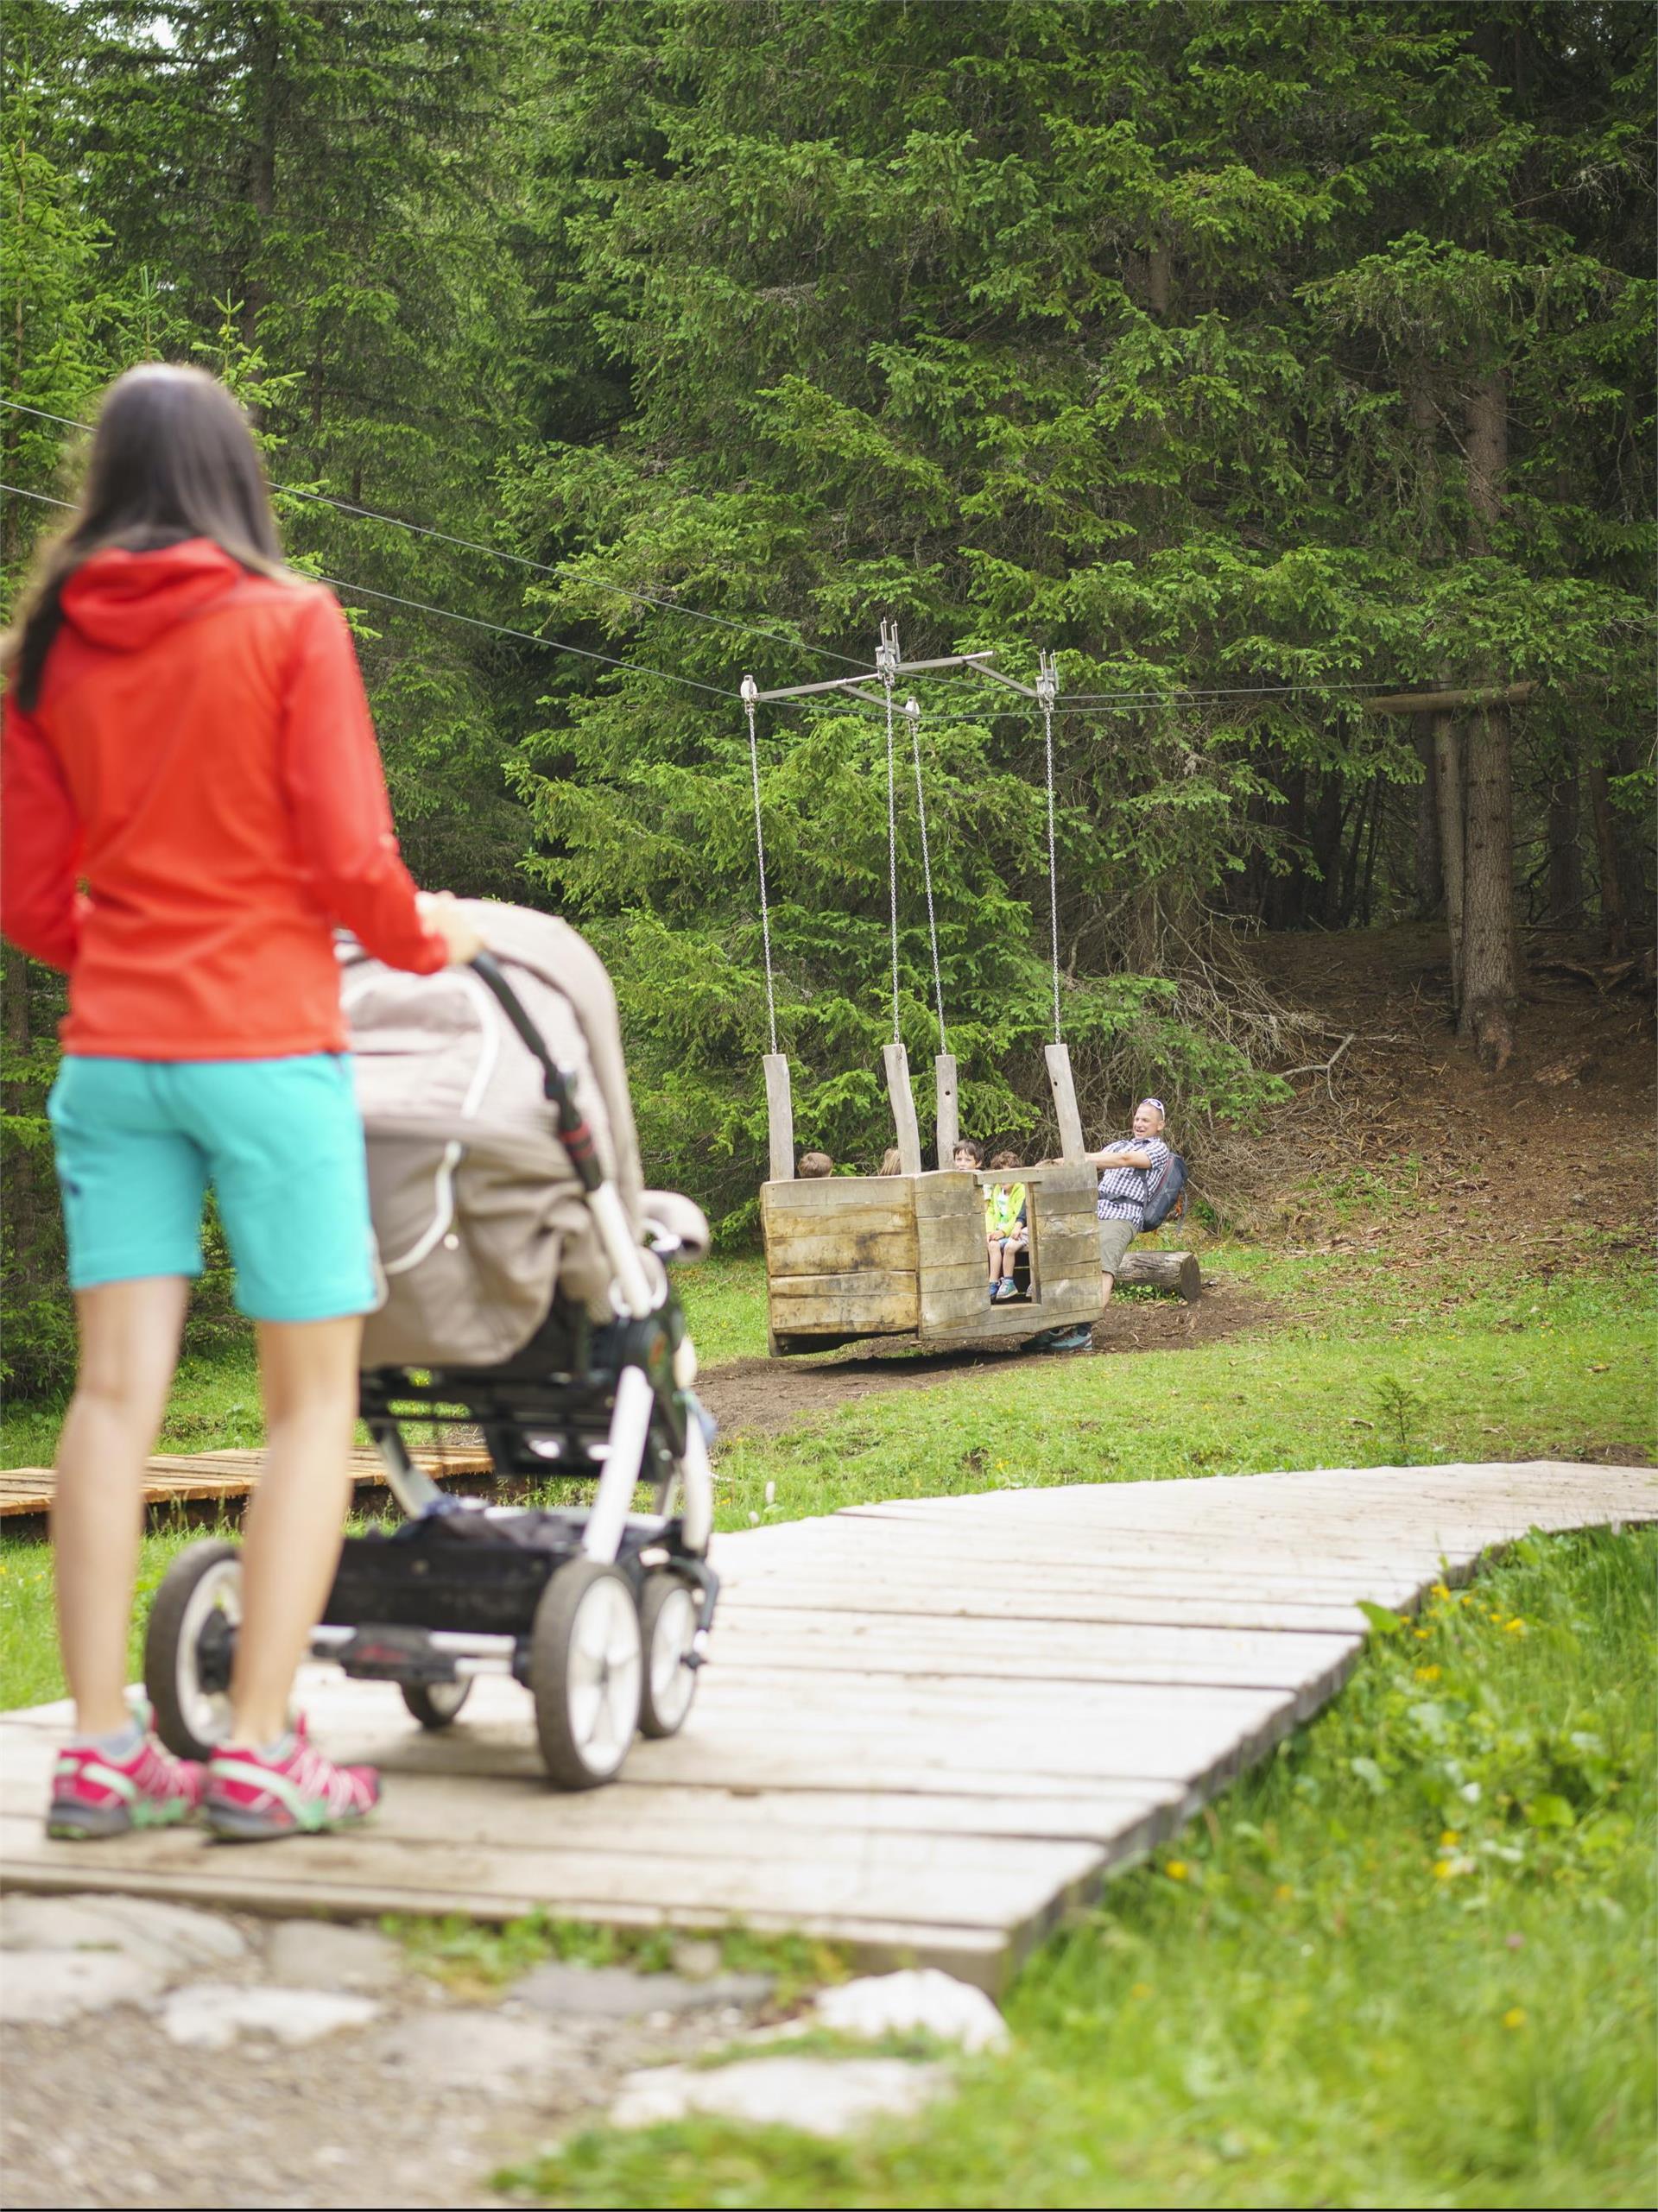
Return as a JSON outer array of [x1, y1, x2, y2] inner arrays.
[[59, 540, 251, 652]]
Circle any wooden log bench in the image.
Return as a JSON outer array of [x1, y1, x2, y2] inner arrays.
[[1115, 1249, 1202, 1304]]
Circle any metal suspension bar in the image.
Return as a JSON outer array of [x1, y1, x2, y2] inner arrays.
[[740, 675, 779, 1059], [1039, 652, 1062, 1046], [879, 623, 902, 1045], [905, 694, 947, 1057]]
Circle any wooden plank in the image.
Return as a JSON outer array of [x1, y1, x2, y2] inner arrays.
[[765, 1226, 920, 1273], [762, 1179, 915, 1220], [769, 1287, 920, 1332], [912, 1174, 983, 1223], [770, 1270, 926, 1300], [883, 1042, 924, 1176], [763, 1053, 795, 1182], [1044, 1042, 1087, 1162], [933, 1052, 959, 1169]]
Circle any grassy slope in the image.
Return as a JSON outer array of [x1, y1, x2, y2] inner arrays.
[[511, 1527, 1657, 2209]]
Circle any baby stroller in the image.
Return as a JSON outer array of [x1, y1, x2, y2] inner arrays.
[[144, 905, 718, 1791]]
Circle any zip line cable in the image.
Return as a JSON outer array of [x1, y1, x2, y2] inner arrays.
[[0, 482, 738, 700], [1, 401, 1418, 715], [0, 396, 870, 673]]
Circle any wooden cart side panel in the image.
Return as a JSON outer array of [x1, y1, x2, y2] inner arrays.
[[763, 1176, 922, 1340]]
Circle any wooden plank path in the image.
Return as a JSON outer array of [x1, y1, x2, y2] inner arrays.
[[0, 1445, 491, 1522], [0, 1458, 1650, 1991]]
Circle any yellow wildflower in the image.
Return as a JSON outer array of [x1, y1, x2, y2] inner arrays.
[[1275, 1883, 1294, 1902], [1433, 1860, 1457, 1880], [1166, 1861, 1188, 1881], [1431, 1582, 1452, 1602], [1503, 2007, 1527, 2030], [1414, 1627, 1431, 1640], [1440, 1830, 1459, 1848], [1415, 1665, 1442, 1682], [1503, 1618, 1526, 1634], [1130, 1981, 1152, 2000]]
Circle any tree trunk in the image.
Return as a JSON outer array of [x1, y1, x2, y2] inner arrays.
[[1585, 749, 1630, 957], [1433, 713, 1465, 1018], [1459, 704, 1517, 1068], [1544, 760, 1582, 926], [239, 16, 280, 386], [1147, 240, 1170, 318], [1311, 771, 1345, 926], [1359, 771, 1384, 926], [1458, 373, 1518, 1067], [1412, 721, 1443, 918]]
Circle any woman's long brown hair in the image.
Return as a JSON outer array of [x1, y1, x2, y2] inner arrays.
[[3, 363, 289, 709]]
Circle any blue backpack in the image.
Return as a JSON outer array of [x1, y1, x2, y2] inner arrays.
[[1142, 1152, 1187, 1231]]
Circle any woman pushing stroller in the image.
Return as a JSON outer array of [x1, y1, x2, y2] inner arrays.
[[1, 364, 483, 1842]]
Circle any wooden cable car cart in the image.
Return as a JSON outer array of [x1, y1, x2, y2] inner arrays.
[[740, 629, 1106, 1357]]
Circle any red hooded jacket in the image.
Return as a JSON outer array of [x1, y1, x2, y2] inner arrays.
[[1, 540, 446, 1058]]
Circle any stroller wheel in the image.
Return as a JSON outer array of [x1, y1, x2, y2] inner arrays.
[[143, 1540, 243, 1761], [638, 1576, 699, 1739], [529, 1561, 642, 1790], [401, 1678, 474, 1731]]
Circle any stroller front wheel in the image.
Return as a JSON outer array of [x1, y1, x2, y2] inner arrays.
[[529, 1561, 642, 1789], [401, 1678, 474, 1730], [637, 1575, 699, 1739]]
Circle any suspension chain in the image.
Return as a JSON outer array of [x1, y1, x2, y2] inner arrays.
[[740, 676, 779, 1057], [905, 694, 946, 1055]]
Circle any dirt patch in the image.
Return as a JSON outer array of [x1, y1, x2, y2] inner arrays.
[[1216, 923, 1655, 1268], [698, 1275, 1273, 1438]]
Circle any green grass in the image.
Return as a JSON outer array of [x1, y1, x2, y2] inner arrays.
[[502, 1526, 1658, 2209]]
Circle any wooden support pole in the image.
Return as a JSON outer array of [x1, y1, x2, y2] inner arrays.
[[1364, 680, 1535, 717], [883, 1043, 924, 1177], [1044, 1043, 1086, 1164], [763, 1053, 794, 1182], [933, 1053, 959, 1170]]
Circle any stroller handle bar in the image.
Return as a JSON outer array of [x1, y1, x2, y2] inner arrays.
[[468, 950, 656, 1322]]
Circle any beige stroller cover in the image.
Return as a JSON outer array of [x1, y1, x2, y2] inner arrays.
[[342, 901, 645, 1368]]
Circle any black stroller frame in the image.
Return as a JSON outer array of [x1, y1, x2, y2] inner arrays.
[[146, 952, 719, 1792]]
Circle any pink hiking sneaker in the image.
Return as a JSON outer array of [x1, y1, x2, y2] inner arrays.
[[48, 1712, 205, 1841], [203, 1722, 379, 1842]]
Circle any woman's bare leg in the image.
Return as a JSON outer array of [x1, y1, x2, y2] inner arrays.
[[53, 1278, 190, 1736], [231, 1315, 362, 1747]]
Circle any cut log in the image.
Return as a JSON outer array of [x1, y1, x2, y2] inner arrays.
[[1114, 1250, 1201, 1303]]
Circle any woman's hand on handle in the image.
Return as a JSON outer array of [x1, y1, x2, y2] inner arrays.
[[416, 891, 485, 966]]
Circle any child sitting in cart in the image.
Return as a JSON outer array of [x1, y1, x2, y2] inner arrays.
[[984, 1150, 1028, 1299]]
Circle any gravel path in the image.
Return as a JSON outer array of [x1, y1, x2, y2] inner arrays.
[[1, 1897, 778, 2209]]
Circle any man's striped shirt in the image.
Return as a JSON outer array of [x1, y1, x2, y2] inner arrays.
[[1096, 1134, 1171, 1225]]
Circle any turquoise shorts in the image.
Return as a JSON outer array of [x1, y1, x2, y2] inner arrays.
[[48, 1054, 377, 1324]]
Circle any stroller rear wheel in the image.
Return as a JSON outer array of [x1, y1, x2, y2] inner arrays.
[[529, 1561, 642, 1789], [401, 1678, 474, 1730], [637, 1575, 699, 1739], [144, 1539, 243, 1762]]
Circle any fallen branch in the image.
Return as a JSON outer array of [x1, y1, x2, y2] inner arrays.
[[1280, 1032, 1357, 1098]]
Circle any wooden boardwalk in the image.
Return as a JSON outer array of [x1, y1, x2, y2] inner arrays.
[[0, 1445, 491, 1522], [0, 1459, 1650, 1990]]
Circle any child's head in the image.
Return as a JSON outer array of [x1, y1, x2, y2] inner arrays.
[[952, 1139, 983, 1170], [798, 1150, 834, 1179], [989, 1149, 1022, 1172], [878, 1147, 903, 1176]]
